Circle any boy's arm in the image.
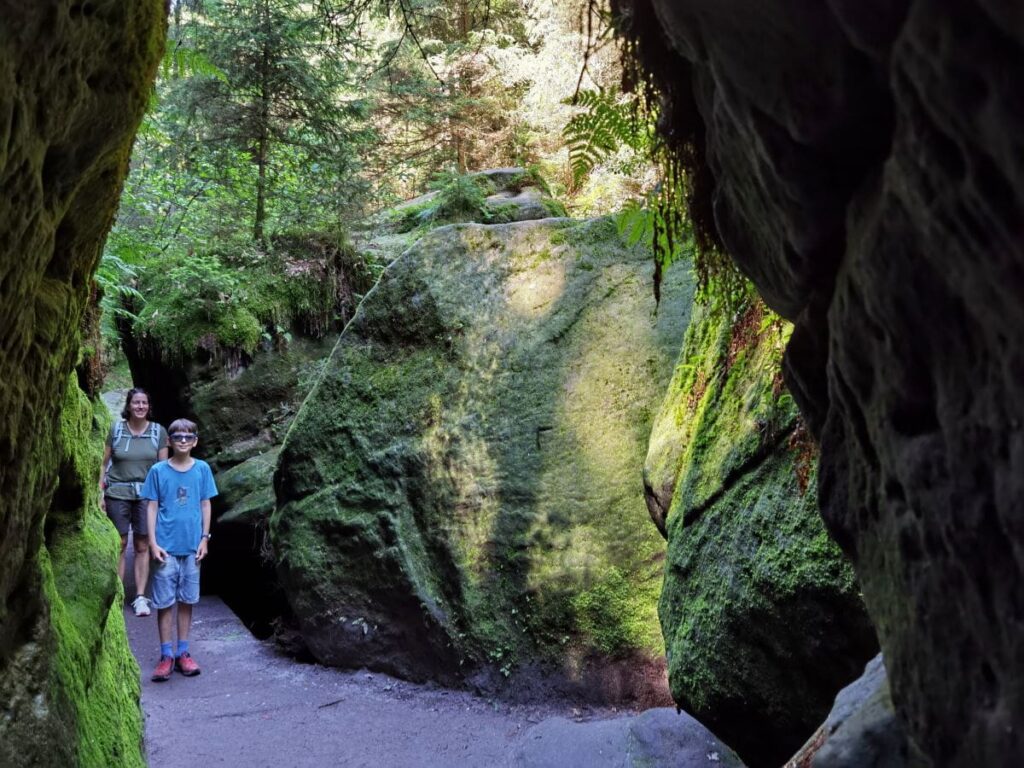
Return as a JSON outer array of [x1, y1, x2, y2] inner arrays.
[[147, 499, 167, 562], [196, 499, 212, 562]]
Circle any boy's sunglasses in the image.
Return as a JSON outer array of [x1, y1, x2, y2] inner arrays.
[[170, 433, 197, 442]]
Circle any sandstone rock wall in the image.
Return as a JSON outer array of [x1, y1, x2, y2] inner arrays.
[[0, 3, 164, 764], [272, 217, 692, 700], [646, 300, 876, 766], [614, 1, 1024, 763]]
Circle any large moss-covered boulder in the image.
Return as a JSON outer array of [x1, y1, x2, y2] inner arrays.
[[0, 3, 163, 765], [646, 300, 877, 766], [180, 337, 337, 636], [614, 3, 1024, 763], [272, 217, 692, 697], [0, 377, 145, 767]]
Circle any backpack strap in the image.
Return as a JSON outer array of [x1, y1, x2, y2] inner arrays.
[[113, 420, 131, 452], [147, 421, 160, 451]]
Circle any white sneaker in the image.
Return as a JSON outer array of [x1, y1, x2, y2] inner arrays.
[[132, 595, 151, 617]]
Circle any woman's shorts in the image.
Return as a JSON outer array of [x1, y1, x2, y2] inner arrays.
[[105, 497, 148, 536], [151, 554, 201, 609]]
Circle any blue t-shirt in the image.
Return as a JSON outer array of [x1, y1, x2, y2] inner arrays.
[[141, 459, 218, 555]]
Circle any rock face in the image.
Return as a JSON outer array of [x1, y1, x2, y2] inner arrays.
[[0, 3, 163, 765], [787, 654, 909, 768], [272, 217, 692, 698], [0, 377, 146, 767], [511, 707, 745, 768], [188, 338, 336, 636], [646, 300, 877, 766], [614, 1, 1024, 764]]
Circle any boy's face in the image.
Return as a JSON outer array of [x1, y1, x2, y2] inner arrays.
[[169, 431, 198, 457]]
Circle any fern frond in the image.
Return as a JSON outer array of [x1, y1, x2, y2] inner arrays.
[[161, 42, 228, 82], [562, 89, 648, 186]]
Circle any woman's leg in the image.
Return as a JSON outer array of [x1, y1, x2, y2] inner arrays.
[[117, 533, 128, 582], [133, 534, 150, 596]]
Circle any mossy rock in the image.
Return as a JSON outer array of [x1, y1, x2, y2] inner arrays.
[[272, 216, 693, 690], [0, 377, 144, 768], [0, 2, 162, 764], [188, 336, 336, 468], [646, 302, 877, 767], [217, 447, 282, 525], [206, 447, 284, 637], [388, 168, 567, 233]]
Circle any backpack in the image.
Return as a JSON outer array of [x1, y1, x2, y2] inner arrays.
[[112, 419, 161, 453], [105, 421, 162, 497]]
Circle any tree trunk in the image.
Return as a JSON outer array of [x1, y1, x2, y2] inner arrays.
[[253, 0, 271, 247]]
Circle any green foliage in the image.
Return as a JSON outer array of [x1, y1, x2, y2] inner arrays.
[[572, 567, 660, 656], [364, 0, 536, 189], [429, 170, 489, 222], [134, 252, 262, 357], [132, 234, 374, 360], [564, 89, 649, 187], [160, 41, 228, 82], [563, 79, 750, 311], [94, 253, 142, 353]]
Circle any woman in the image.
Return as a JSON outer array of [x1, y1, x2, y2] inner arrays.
[[99, 388, 169, 617]]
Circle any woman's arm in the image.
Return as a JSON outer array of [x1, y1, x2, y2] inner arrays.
[[98, 443, 111, 510], [157, 425, 169, 461]]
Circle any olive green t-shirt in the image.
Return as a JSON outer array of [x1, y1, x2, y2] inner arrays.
[[105, 421, 169, 500]]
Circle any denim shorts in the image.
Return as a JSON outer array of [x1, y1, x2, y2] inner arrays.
[[151, 554, 201, 609]]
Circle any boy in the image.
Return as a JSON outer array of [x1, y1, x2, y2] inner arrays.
[[141, 418, 218, 681]]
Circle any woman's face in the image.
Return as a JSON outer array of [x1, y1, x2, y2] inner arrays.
[[129, 393, 150, 419]]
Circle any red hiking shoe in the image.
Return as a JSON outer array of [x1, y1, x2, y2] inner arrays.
[[175, 652, 201, 677], [151, 655, 173, 682]]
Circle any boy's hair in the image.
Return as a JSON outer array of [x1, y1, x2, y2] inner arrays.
[[168, 418, 199, 436]]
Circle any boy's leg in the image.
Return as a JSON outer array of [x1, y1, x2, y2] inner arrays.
[[176, 602, 192, 644], [150, 556, 178, 682], [158, 606, 174, 645], [173, 554, 201, 676], [151, 606, 175, 682]]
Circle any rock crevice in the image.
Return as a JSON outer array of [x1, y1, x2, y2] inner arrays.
[[617, 1, 1024, 763]]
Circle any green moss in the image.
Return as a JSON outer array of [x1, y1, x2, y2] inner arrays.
[[572, 567, 661, 655], [46, 376, 144, 767], [541, 198, 568, 218], [647, 300, 876, 760], [273, 215, 694, 682]]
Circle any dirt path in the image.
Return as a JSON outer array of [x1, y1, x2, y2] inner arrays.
[[122, 597, 740, 768]]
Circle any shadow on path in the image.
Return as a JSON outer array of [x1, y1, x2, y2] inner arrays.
[[122, 595, 740, 768]]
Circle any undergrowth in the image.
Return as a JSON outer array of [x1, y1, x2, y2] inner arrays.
[[393, 168, 559, 233], [129, 230, 378, 362]]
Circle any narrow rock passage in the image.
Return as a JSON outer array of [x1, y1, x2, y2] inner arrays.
[[122, 597, 739, 768]]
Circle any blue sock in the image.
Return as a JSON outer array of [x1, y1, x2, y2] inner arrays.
[[160, 642, 172, 659], [176, 639, 190, 657]]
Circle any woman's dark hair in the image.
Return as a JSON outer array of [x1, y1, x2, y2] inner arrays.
[[121, 388, 152, 420]]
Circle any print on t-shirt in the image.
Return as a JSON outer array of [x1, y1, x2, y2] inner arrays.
[[176, 486, 188, 506]]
